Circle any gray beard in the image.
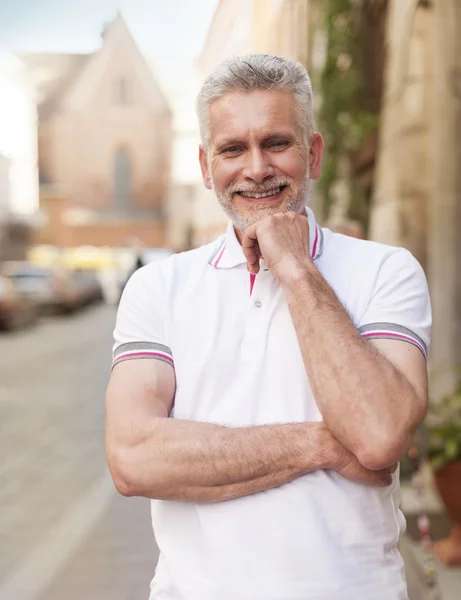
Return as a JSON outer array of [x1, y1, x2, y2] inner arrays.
[[214, 175, 311, 232]]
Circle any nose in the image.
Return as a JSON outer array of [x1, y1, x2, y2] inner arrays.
[[242, 148, 275, 184]]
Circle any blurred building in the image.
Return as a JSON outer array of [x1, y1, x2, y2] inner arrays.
[[370, 0, 461, 399], [0, 54, 40, 261], [152, 58, 205, 253], [18, 15, 172, 249], [371, 0, 430, 268]]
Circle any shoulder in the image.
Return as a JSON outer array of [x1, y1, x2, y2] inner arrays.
[[322, 229, 423, 278]]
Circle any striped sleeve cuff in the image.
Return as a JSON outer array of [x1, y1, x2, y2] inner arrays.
[[358, 322, 428, 359], [112, 342, 174, 369]]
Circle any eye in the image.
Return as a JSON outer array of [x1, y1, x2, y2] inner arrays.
[[222, 146, 243, 156], [268, 141, 288, 150]]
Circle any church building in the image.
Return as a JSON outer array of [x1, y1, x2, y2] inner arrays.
[[19, 14, 172, 248]]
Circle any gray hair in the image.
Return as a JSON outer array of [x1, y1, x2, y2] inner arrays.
[[196, 53, 315, 152]]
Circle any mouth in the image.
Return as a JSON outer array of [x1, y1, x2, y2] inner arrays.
[[236, 185, 288, 201]]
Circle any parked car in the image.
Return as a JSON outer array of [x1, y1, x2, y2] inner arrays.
[[1, 261, 81, 314], [0, 274, 38, 330], [71, 269, 103, 307]]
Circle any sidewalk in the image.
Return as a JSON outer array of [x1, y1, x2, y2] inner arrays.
[[401, 477, 461, 600], [36, 493, 158, 600]]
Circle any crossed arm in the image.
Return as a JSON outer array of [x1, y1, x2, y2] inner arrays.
[[282, 262, 428, 470], [105, 307, 426, 504], [105, 359, 394, 503]]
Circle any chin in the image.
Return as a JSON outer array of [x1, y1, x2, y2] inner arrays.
[[230, 200, 302, 232], [217, 184, 308, 232]]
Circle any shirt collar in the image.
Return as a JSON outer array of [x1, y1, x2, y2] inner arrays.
[[208, 206, 324, 269]]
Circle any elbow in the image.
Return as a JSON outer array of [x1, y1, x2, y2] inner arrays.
[[113, 474, 136, 497], [112, 469, 137, 497], [354, 412, 422, 470], [356, 435, 411, 471], [357, 449, 397, 471], [106, 446, 141, 497]]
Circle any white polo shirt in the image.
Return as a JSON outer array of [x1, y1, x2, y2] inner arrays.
[[113, 207, 431, 600]]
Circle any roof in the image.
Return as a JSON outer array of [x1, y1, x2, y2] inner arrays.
[[15, 14, 171, 123], [17, 52, 90, 121]]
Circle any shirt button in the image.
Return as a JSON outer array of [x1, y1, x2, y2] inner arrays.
[[255, 300, 262, 308]]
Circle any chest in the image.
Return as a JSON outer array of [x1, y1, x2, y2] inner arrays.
[[165, 264, 369, 425]]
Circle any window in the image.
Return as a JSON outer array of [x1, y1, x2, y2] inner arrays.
[[113, 149, 133, 209], [115, 77, 130, 106]]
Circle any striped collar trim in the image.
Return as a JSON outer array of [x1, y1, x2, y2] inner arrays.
[[208, 206, 324, 269]]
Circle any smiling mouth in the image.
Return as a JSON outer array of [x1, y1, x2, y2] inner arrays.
[[237, 185, 287, 200]]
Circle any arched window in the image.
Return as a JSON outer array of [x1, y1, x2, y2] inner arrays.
[[115, 77, 130, 105], [113, 149, 133, 209]]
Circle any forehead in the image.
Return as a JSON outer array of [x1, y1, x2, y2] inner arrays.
[[208, 89, 298, 144]]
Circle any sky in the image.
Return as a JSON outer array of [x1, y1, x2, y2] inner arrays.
[[0, 0, 218, 59]]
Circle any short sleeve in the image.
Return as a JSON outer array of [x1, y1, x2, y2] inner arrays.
[[112, 265, 173, 369], [357, 248, 432, 359]]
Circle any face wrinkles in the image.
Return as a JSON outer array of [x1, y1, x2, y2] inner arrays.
[[205, 90, 311, 233]]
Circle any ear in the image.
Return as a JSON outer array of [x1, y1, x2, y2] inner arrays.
[[199, 146, 213, 190], [309, 133, 324, 180]]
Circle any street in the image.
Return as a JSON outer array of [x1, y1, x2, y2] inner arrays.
[[0, 304, 158, 600]]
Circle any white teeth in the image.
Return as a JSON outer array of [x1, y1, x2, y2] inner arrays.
[[240, 187, 281, 199]]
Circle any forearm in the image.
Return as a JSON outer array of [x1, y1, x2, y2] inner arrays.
[[282, 261, 420, 466], [110, 419, 330, 502], [160, 464, 304, 503]]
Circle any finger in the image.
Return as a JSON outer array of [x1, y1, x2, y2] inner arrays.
[[388, 463, 398, 474], [247, 247, 261, 274], [376, 470, 393, 487], [242, 226, 261, 274], [359, 467, 392, 487]]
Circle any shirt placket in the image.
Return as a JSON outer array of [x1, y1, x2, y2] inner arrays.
[[241, 266, 272, 361]]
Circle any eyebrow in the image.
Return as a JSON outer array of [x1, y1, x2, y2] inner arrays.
[[214, 138, 245, 152], [263, 133, 295, 144]]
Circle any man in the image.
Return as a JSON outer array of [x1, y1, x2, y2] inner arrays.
[[105, 54, 431, 600]]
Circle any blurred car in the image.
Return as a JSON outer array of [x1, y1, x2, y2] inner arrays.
[[71, 269, 103, 307], [1, 261, 81, 314], [0, 274, 38, 330]]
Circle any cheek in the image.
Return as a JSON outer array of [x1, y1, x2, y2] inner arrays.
[[275, 152, 307, 182], [213, 161, 240, 191]]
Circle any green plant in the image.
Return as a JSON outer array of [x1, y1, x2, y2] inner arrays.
[[425, 384, 461, 472], [318, 0, 380, 226]]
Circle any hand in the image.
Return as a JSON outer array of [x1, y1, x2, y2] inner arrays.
[[334, 451, 395, 487], [241, 212, 311, 281], [319, 424, 394, 487]]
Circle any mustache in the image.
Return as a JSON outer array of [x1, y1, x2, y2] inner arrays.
[[225, 176, 295, 196]]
